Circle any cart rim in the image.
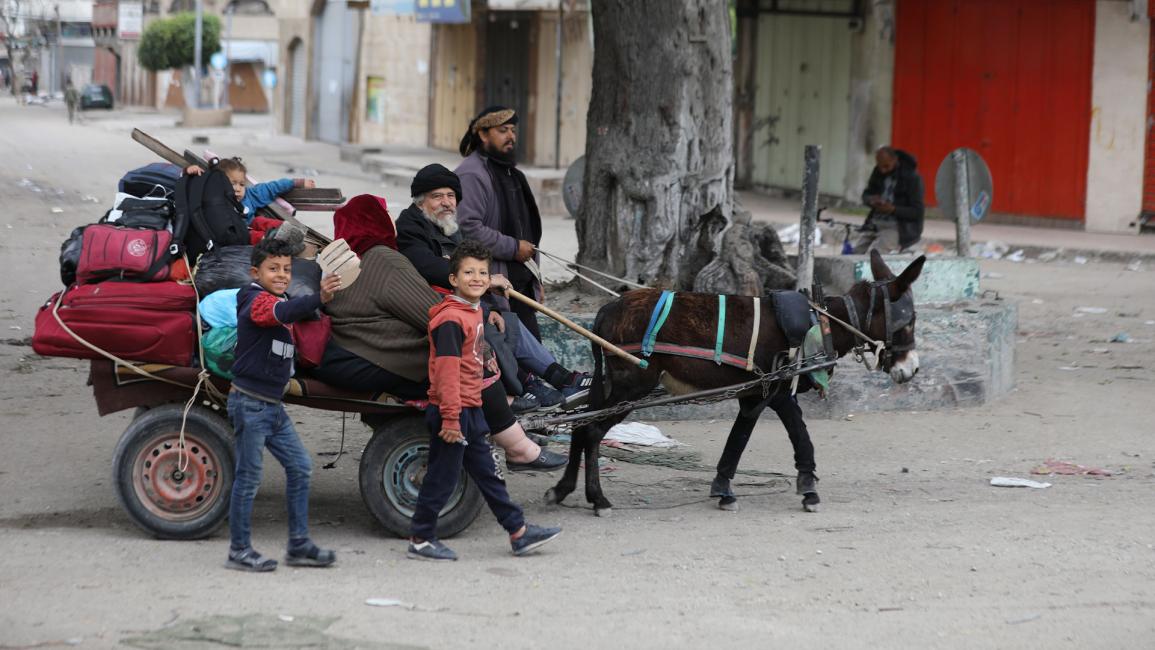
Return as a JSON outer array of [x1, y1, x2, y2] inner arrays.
[[131, 431, 224, 522], [382, 439, 465, 518]]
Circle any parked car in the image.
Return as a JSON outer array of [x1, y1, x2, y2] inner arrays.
[[80, 84, 114, 110]]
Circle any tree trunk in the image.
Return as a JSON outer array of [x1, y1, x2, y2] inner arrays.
[[576, 0, 734, 291]]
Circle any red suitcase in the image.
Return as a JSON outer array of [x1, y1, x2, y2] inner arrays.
[[63, 280, 197, 312], [32, 284, 196, 366]]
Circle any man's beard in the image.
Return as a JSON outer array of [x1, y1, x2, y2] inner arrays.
[[482, 140, 517, 165], [421, 205, 459, 237]]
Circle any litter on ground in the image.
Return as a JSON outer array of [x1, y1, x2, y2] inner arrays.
[[990, 477, 1052, 489]]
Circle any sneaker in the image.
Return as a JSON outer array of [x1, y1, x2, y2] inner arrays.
[[511, 524, 562, 556], [507, 448, 567, 473], [510, 392, 542, 414], [285, 540, 336, 568], [524, 377, 563, 407], [225, 547, 278, 572], [407, 538, 458, 561], [559, 372, 593, 407]]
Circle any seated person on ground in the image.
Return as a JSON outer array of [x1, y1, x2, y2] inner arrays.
[[854, 146, 925, 254], [311, 194, 566, 473], [396, 163, 591, 408]]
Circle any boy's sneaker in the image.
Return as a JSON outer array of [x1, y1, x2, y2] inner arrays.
[[285, 539, 337, 567], [510, 391, 542, 414], [511, 524, 562, 556], [524, 377, 563, 407], [225, 547, 278, 572], [407, 538, 458, 561]]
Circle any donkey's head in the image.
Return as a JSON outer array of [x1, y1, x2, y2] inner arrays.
[[844, 250, 926, 383]]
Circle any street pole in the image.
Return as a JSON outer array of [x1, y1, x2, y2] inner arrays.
[[224, 6, 232, 108], [54, 4, 61, 93], [796, 144, 821, 294], [952, 148, 971, 257], [553, 0, 563, 170], [193, 0, 203, 108]]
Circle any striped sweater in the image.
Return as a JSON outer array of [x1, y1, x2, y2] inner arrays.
[[323, 246, 439, 382]]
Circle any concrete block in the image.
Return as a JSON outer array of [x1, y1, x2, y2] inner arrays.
[[340, 144, 382, 164], [537, 299, 1016, 420], [813, 254, 981, 304]]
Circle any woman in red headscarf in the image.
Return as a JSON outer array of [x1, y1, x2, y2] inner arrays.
[[313, 195, 565, 472]]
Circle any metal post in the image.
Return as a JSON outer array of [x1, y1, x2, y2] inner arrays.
[[952, 148, 971, 257], [553, 0, 564, 170], [54, 5, 61, 93], [796, 144, 821, 293], [223, 7, 232, 108], [193, 0, 203, 108]]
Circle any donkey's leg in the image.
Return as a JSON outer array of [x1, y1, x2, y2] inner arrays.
[[768, 394, 820, 512], [544, 428, 586, 505], [711, 394, 768, 512], [581, 410, 633, 517]]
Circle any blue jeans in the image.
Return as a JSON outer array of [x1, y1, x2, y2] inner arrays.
[[227, 390, 313, 551], [504, 311, 554, 377]]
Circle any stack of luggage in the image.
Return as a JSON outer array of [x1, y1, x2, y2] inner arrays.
[[32, 161, 328, 376]]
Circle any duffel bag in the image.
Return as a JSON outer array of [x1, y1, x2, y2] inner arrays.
[[59, 225, 87, 287], [202, 326, 237, 379], [32, 288, 196, 366], [119, 162, 182, 199], [63, 280, 196, 312], [76, 223, 176, 284]]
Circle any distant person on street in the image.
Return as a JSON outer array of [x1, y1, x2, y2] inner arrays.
[[30, 70, 38, 96], [455, 106, 545, 341], [64, 80, 79, 124], [855, 146, 925, 254]]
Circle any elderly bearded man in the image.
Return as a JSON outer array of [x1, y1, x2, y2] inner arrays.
[[454, 106, 545, 342], [396, 164, 592, 409]]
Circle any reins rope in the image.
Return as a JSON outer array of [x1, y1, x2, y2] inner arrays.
[[535, 248, 651, 294], [807, 299, 886, 369]]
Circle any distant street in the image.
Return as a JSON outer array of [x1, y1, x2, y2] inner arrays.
[[1, 98, 1153, 649]]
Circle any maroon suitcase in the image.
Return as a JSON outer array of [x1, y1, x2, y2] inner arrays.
[[32, 284, 196, 366], [63, 280, 197, 312]]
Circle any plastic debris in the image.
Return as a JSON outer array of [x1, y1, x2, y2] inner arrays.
[[1005, 249, 1026, 262], [365, 598, 416, 609], [972, 240, 1009, 259], [1073, 256, 1088, 265], [1111, 332, 1132, 343], [1074, 306, 1107, 315], [1031, 459, 1113, 477], [278, 615, 295, 622], [1036, 250, 1061, 262], [776, 223, 821, 247], [990, 477, 1051, 489], [51, 207, 64, 213], [1126, 260, 1143, 272], [605, 421, 681, 448]]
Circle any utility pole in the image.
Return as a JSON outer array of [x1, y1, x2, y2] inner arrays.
[[193, 0, 203, 108], [54, 4, 61, 93]]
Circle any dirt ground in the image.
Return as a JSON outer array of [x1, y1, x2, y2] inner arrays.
[[1, 98, 1153, 649]]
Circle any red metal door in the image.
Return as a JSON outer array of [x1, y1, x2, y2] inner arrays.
[[892, 0, 1095, 220], [1142, 21, 1155, 216]]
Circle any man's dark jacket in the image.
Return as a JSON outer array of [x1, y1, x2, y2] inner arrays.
[[861, 149, 925, 248], [395, 203, 460, 292]]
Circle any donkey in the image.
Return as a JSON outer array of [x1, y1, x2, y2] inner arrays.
[[544, 250, 925, 516]]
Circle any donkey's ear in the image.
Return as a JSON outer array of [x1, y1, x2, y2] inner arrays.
[[869, 249, 895, 280], [891, 255, 927, 297]]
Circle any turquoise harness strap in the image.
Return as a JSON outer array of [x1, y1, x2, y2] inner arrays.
[[641, 290, 675, 357], [714, 294, 727, 364]]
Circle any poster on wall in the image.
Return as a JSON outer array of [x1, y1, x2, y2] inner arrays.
[[371, 0, 415, 15], [415, 0, 470, 23], [366, 76, 386, 125], [118, 1, 143, 40]]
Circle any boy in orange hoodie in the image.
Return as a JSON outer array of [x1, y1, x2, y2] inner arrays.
[[408, 240, 562, 561]]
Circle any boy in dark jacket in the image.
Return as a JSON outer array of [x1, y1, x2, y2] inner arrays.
[[225, 237, 342, 572], [408, 240, 562, 561], [854, 146, 925, 254]]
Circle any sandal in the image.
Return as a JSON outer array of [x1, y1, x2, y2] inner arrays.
[[225, 548, 278, 572], [285, 540, 337, 568]]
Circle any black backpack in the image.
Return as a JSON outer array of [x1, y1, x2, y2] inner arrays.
[[176, 165, 250, 261]]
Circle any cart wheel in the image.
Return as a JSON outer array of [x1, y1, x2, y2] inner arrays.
[[359, 415, 483, 539], [112, 404, 234, 540]]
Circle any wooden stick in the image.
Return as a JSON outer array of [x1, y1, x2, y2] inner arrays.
[[506, 288, 648, 368]]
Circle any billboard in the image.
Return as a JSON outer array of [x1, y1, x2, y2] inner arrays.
[[415, 0, 470, 23], [118, 1, 143, 40]]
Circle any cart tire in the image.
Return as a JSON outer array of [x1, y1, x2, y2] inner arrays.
[[359, 416, 483, 539], [112, 404, 234, 540]]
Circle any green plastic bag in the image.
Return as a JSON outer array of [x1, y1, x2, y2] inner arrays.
[[202, 326, 237, 380], [803, 325, 830, 393]]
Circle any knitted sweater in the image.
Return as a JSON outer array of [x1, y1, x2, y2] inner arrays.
[[323, 245, 439, 382]]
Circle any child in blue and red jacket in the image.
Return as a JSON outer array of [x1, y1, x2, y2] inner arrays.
[[186, 157, 314, 245], [407, 240, 563, 562], [225, 237, 342, 572]]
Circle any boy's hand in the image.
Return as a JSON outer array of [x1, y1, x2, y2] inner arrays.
[[294, 178, 317, 189], [438, 428, 464, 444], [319, 274, 342, 303], [185, 165, 205, 176]]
